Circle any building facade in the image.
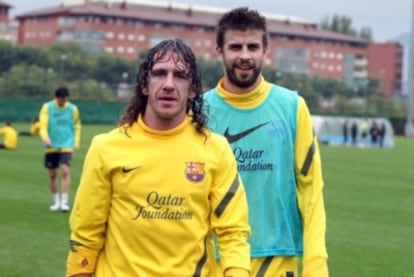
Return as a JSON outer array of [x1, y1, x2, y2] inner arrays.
[[0, 0, 16, 42], [367, 42, 403, 97], [11, 0, 401, 96]]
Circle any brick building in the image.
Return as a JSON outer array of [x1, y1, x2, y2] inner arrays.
[[11, 0, 402, 96], [0, 0, 15, 42], [368, 42, 403, 97]]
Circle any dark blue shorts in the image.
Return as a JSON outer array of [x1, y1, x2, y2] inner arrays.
[[44, 152, 72, 169]]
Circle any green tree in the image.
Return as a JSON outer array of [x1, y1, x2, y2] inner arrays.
[[196, 58, 223, 90], [0, 40, 16, 72], [320, 14, 372, 40]]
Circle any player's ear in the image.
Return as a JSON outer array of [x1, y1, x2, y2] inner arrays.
[[142, 87, 149, 96], [188, 89, 196, 100], [216, 46, 224, 62]]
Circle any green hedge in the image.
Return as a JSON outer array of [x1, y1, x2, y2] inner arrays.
[[0, 97, 126, 124]]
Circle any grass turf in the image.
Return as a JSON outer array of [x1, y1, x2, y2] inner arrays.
[[0, 123, 413, 276]]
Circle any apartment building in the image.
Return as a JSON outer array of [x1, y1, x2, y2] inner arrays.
[[10, 0, 401, 96], [0, 0, 15, 42], [368, 42, 403, 97]]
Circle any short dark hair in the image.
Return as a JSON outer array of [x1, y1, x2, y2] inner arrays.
[[55, 86, 69, 98], [216, 7, 268, 49]]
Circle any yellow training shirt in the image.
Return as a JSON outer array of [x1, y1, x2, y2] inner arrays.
[[66, 116, 250, 276], [0, 125, 18, 149]]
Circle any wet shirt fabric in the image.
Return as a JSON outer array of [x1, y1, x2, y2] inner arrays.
[[66, 115, 250, 277]]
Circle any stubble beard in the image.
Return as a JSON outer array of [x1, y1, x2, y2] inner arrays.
[[225, 63, 262, 89]]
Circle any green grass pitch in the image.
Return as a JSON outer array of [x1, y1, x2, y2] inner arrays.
[[0, 123, 413, 276]]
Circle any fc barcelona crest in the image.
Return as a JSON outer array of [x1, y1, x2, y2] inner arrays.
[[185, 162, 205, 182]]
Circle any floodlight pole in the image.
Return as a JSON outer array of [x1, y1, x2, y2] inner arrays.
[[60, 54, 67, 81], [405, 0, 414, 137]]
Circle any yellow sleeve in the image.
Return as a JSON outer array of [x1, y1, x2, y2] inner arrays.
[[73, 106, 81, 148], [39, 103, 49, 142], [66, 135, 111, 276], [211, 137, 251, 274], [295, 97, 329, 277], [0, 127, 4, 135], [30, 121, 40, 136]]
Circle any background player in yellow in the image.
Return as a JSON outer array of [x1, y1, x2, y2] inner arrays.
[[39, 87, 81, 212], [204, 7, 329, 277], [66, 39, 250, 277], [0, 122, 18, 150]]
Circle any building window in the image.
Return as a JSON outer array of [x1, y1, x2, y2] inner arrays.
[[137, 34, 146, 42], [149, 35, 188, 47], [150, 35, 172, 47], [171, 23, 184, 30], [74, 29, 104, 41], [194, 40, 202, 47], [116, 18, 124, 25], [106, 32, 115, 39], [118, 33, 125, 40], [57, 16, 76, 27], [57, 31, 74, 42], [154, 23, 164, 29]]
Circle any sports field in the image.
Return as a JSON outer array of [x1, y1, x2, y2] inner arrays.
[[0, 123, 413, 276]]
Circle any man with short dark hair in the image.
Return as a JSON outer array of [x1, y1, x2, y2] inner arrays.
[[204, 7, 329, 277], [39, 86, 81, 212]]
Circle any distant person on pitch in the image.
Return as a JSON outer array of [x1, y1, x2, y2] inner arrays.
[[39, 87, 81, 212], [0, 121, 18, 150]]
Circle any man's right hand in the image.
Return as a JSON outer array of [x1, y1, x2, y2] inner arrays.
[[43, 138, 52, 148]]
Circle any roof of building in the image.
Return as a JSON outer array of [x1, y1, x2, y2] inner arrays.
[[15, 1, 368, 45], [0, 0, 12, 8]]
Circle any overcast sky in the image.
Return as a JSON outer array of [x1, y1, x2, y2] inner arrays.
[[9, 0, 413, 42]]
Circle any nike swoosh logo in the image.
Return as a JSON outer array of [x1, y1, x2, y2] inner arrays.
[[122, 166, 141, 173], [224, 122, 270, 143]]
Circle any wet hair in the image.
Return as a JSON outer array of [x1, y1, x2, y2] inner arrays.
[[118, 38, 207, 135], [55, 86, 69, 98], [216, 7, 268, 49]]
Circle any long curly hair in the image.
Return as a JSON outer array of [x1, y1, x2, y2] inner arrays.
[[118, 39, 207, 135]]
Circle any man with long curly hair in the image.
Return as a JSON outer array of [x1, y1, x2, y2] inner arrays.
[[66, 39, 250, 277]]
